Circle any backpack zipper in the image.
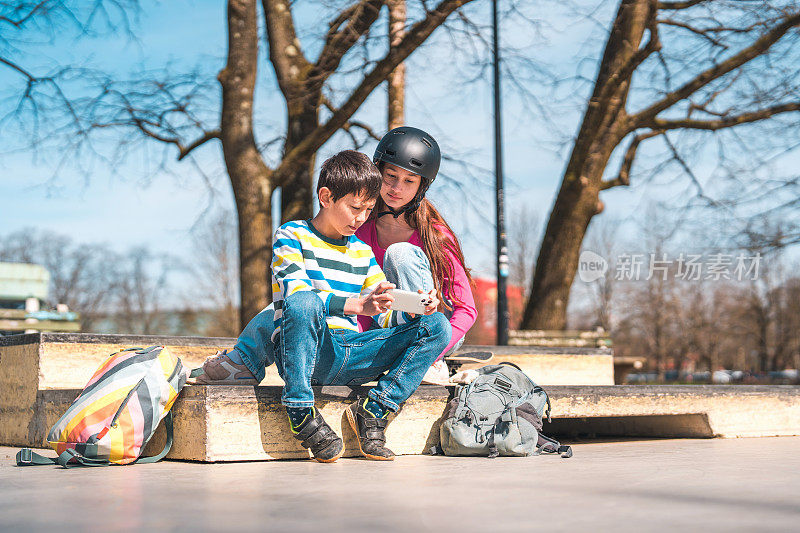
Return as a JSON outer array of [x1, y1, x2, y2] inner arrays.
[[166, 358, 183, 384], [110, 377, 146, 428]]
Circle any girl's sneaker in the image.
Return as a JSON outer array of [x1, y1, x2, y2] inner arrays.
[[194, 350, 259, 385], [421, 359, 451, 385]]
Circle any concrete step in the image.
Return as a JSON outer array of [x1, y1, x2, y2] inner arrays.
[[0, 333, 614, 399], [454, 345, 614, 385], [4, 384, 799, 461]]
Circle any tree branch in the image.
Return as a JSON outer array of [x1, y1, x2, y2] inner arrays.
[[273, 0, 473, 186], [657, 0, 706, 10], [261, 0, 311, 94], [0, 1, 49, 28], [311, 0, 384, 90], [661, 132, 712, 203], [658, 19, 725, 48], [0, 56, 36, 81], [600, 129, 663, 190], [348, 119, 381, 141], [177, 129, 221, 160], [652, 102, 800, 131], [632, 11, 800, 128]]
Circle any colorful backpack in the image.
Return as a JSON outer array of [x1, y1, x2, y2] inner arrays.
[[437, 362, 573, 458], [17, 346, 200, 468]]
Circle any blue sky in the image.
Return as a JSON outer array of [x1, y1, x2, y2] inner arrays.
[[2, 0, 797, 305]]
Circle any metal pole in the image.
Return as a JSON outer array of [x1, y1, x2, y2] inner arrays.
[[492, 0, 509, 345]]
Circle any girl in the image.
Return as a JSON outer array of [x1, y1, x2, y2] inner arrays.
[[356, 126, 477, 384]]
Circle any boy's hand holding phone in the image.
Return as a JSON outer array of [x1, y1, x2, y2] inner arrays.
[[346, 282, 395, 316], [345, 284, 439, 317]]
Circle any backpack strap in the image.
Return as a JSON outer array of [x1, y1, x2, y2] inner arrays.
[[136, 410, 174, 464], [487, 428, 500, 459], [16, 447, 110, 467], [57, 449, 110, 468], [16, 448, 58, 466], [544, 395, 552, 423], [537, 433, 573, 458]]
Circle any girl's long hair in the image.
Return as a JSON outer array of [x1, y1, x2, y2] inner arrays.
[[371, 195, 474, 310]]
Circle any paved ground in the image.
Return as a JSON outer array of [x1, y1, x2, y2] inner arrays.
[[1, 437, 799, 532]]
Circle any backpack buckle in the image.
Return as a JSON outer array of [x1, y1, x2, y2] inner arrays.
[[18, 448, 32, 464]]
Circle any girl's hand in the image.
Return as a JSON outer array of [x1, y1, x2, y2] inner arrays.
[[420, 288, 439, 316]]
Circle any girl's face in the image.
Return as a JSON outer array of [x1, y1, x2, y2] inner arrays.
[[381, 163, 422, 210]]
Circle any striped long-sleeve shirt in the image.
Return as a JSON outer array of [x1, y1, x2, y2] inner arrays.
[[270, 220, 407, 341]]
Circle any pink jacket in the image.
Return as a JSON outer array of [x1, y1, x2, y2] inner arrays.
[[355, 219, 477, 358]]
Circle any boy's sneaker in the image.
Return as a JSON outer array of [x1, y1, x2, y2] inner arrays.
[[292, 409, 344, 463], [345, 397, 395, 461], [195, 350, 259, 385]]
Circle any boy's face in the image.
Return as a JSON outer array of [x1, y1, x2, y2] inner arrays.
[[381, 163, 422, 210], [320, 188, 376, 237]]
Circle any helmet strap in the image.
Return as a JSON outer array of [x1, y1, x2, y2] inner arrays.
[[376, 206, 404, 219], [376, 179, 431, 219]]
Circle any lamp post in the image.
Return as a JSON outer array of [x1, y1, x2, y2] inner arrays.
[[492, 0, 509, 345]]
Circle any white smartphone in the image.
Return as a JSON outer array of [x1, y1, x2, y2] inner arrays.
[[387, 289, 433, 314]]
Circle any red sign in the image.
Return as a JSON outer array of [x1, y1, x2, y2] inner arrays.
[[464, 277, 525, 345]]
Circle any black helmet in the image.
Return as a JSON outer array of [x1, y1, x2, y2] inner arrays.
[[373, 126, 441, 217]]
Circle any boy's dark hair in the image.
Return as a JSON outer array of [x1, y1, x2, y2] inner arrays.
[[317, 150, 382, 204]]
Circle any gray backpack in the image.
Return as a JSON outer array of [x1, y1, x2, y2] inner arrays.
[[437, 363, 572, 458]]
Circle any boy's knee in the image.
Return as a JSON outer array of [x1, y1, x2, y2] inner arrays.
[[385, 242, 428, 268], [283, 291, 325, 317]]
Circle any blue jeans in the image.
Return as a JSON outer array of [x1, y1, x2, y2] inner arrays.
[[275, 291, 450, 410], [383, 243, 464, 356], [232, 304, 276, 383]]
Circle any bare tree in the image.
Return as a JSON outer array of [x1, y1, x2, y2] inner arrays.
[[608, 207, 800, 377], [580, 217, 622, 332], [113, 247, 176, 335], [0, 228, 120, 331], [507, 204, 539, 297], [187, 208, 240, 337], [522, 0, 800, 330]]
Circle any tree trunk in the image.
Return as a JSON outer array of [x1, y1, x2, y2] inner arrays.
[[219, 0, 273, 328], [521, 0, 651, 330], [280, 106, 318, 222], [388, 0, 406, 130]]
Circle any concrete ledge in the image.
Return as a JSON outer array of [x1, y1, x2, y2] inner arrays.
[[4, 384, 799, 461], [0, 333, 241, 393], [0, 334, 615, 393], [458, 345, 614, 386], [547, 385, 800, 438], [0, 384, 449, 461]]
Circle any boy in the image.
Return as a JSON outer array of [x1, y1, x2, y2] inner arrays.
[[199, 150, 450, 462]]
